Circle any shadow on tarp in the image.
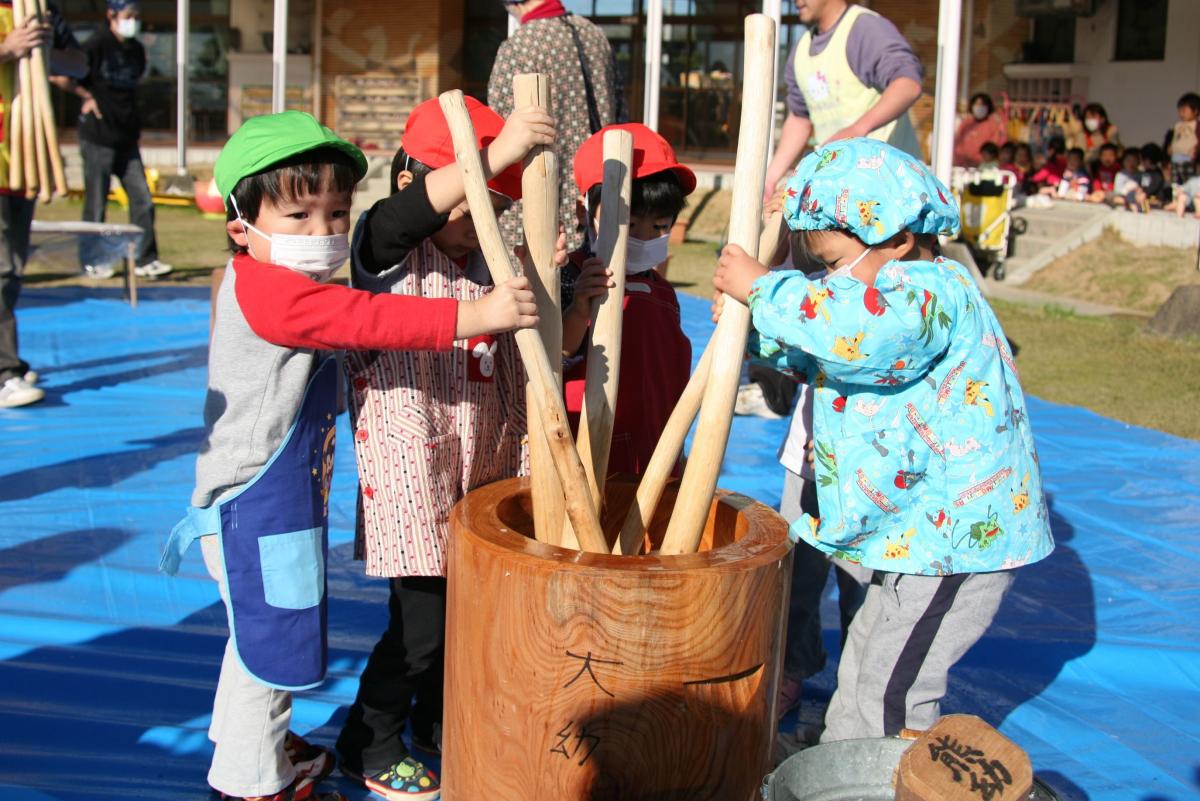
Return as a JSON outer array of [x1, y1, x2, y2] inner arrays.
[[0, 426, 206, 503], [38, 345, 208, 398], [0, 527, 135, 593], [950, 495, 1095, 726]]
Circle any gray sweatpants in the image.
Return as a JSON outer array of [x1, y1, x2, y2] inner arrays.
[[821, 569, 1014, 742], [201, 536, 296, 797]]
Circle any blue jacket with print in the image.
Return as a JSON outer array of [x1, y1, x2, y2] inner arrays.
[[748, 257, 1054, 575]]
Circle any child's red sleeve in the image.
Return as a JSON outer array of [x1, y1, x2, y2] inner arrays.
[[232, 255, 458, 352]]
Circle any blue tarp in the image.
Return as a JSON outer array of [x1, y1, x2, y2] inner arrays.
[[0, 287, 1197, 801]]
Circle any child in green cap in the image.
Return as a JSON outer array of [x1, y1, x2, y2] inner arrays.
[[158, 110, 541, 801]]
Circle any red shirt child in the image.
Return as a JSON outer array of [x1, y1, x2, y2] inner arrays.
[[563, 123, 695, 475]]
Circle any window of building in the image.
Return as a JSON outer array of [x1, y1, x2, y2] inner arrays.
[[1023, 16, 1075, 64], [1114, 0, 1167, 62]]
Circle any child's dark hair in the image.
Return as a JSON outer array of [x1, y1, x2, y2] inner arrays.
[[979, 142, 1000, 159], [1066, 147, 1085, 160], [1177, 92, 1200, 114], [226, 146, 360, 253], [1046, 136, 1066, 155], [586, 169, 687, 223], [389, 147, 433, 195], [1140, 142, 1164, 164], [1098, 142, 1119, 155]]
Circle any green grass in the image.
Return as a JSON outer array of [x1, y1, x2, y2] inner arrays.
[[665, 239, 1200, 440], [24, 198, 228, 287]]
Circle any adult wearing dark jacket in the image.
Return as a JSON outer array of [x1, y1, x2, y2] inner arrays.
[[61, 0, 170, 279]]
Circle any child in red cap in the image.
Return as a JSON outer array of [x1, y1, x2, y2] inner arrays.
[[337, 97, 556, 801], [563, 123, 694, 475]]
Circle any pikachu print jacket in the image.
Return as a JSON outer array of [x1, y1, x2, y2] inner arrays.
[[748, 256, 1054, 576]]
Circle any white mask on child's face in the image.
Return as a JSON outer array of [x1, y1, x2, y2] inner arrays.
[[230, 196, 350, 283], [625, 233, 670, 274], [829, 245, 873, 277], [1084, 117, 1101, 133], [971, 104, 988, 120]]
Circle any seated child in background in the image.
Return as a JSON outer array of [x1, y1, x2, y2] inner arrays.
[[713, 138, 1054, 742], [1138, 143, 1170, 207], [1165, 92, 1199, 187], [562, 123, 693, 475], [1112, 148, 1148, 212], [1170, 174, 1200, 218], [160, 112, 537, 801], [1088, 143, 1120, 202], [977, 142, 1000, 170], [998, 142, 1016, 171], [338, 96, 554, 801], [1029, 137, 1067, 190], [1043, 147, 1090, 200]]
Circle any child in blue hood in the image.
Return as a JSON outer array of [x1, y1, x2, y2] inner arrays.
[[714, 138, 1054, 741]]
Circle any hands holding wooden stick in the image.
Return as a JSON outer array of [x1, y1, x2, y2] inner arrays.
[[5, 0, 67, 200]]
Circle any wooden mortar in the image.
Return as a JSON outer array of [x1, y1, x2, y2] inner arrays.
[[441, 477, 793, 801]]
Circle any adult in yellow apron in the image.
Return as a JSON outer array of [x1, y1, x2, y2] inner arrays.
[[793, 4, 922, 159]]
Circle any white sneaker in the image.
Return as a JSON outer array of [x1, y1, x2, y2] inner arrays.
[[734, 382, 783, 419], [0, 376, 44, 408], [134, 260, 173, 278], [82, 263, 116, 280], [22, 369, 37, 385]]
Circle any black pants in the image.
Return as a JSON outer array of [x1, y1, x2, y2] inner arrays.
[[79, 139, 158, 267], [0, 195, 34, 383], [337, 576, 446, 775]]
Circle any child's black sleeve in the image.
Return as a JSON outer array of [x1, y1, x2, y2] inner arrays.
[[357, 173, 451, 275]]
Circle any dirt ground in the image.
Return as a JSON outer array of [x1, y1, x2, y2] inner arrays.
[[1023, 229, 1200, 316]]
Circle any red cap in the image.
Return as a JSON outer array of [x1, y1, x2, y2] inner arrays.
[[401, 96, 523, 201], [572, 123, 697, 199]]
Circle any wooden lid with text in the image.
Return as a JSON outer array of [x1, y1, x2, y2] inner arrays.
[[895, 715, 1033, 801]]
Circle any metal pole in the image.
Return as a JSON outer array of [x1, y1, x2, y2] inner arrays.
[[272, 0, 288, 114], [642, 0, 663, 130], [312, 0, 323, 119], [762, 0, 782, 155], [175, 0, 188, 174], [958, 0, 974, 107], [931, 0, 962, 186]]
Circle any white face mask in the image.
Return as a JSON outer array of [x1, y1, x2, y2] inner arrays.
[[625, 233, 670, 274], [116, 18, 141, 38], [230, 196, 350, 283], [829, 245, 873, 278], [971, 104, 988, 120], [1084, 117, 1101, 133]]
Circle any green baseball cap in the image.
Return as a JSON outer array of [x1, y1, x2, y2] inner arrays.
[[214, 110, 368, 210]]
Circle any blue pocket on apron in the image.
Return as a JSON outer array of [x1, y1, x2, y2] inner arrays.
[[258, 527, 325, 610]]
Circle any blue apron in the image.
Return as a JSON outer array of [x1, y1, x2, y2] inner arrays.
[[160, 357, 338, 691]]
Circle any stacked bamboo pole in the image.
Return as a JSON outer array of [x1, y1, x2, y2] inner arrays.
[[6, 0, 67, 201]]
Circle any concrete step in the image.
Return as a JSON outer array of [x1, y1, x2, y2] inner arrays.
[[1007, 232, 1061, 261], [1011, 204, 1111, 239]]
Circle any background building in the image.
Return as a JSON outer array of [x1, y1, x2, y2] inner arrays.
[[48, 0, 1200, 167]]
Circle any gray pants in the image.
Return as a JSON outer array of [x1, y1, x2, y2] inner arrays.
[[0, 195, 34, 383], [821, 569, 1014, 742], [201, 536, 296, 797], [79, 139, 157, 267], [780, 469, 872, 681]]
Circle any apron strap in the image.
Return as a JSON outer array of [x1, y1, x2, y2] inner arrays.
[[159, 505, 221, 576]]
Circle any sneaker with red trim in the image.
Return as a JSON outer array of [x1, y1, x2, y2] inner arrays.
[[342, 755, 440, 801], [284, 730, 335, 784]]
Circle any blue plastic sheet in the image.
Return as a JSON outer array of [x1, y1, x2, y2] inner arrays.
[[0, 287, 1197, 801]]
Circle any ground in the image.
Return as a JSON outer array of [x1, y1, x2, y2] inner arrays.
[[23, 199, 1200, 439], [1022, 229, 1200, 316]]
